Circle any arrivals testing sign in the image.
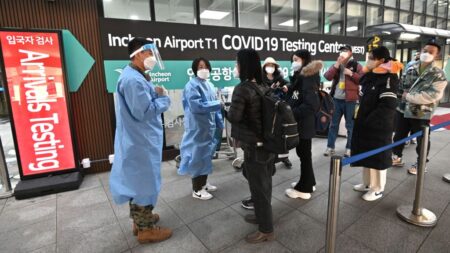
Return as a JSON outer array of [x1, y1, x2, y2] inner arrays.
[[0, 30, 76, 178]]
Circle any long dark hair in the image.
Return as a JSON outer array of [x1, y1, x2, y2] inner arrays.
[[237, 48, 263, 84], [371, 46, 393, 63]]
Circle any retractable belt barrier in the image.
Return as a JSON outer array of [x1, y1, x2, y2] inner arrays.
[[326, 119, 450, 253]]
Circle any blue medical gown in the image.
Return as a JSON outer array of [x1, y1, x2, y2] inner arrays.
[[178, 77, 223, 178], [109, 65, 171, 207]]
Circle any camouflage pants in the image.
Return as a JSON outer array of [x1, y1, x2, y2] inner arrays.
[[129, 201, 157, 229]]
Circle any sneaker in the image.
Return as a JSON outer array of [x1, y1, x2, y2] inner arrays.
[[344, 149, 351, 157], [192, 189, 213, 200], [290, 182, 316, 192], [411, 138, 417, 144], [203, 182, 217, 192], [407, 163, 428, 175], [323, 148, 335, 157], [353, 184, 370, 192], [404, 140, 410, 147], [362, 190, 383, 201], [282, 159, 293, 168], [392, 155, 405, 167], [285, 188, 311, 199], [241, 198, 254, 210]]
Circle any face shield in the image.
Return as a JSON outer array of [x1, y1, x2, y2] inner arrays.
[[129, 43, 165, 70]]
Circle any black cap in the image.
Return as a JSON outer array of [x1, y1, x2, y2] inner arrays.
[[338, 44, 352, 52], [425, 38, 441, 52]]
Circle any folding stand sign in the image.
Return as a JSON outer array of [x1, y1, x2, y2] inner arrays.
[[0, 29, 82, 199]]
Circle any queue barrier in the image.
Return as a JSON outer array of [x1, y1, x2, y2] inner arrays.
[[325, 120, 450, 253]]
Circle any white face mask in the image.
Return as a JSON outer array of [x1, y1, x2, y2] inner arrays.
[[265, 66, 275, 74], [233, 67, 239, 78], [197, 69, 210, 80], [143, 56, 157, 71], [420, 52, 434, 63], [291, 61, 302, 71]]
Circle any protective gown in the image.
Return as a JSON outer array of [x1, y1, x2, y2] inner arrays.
[[110, 65, 171, 207], [178, 77, 223, 178]]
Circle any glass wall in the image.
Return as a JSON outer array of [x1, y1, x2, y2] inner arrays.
[[199, 0, 233, 27], [239, 0, 267, 30], [324, 0, 344, 35], [299, 1, 322, 34], [414, 0, 426, 14], [384, 8, 398, 23], [154, 0, 195, 24], [346, 2, 364, 37], [366, 5, 382, 26], [101, 0, 450, 38], [103, 0, 151, 20], [272, 0, 295, 31]]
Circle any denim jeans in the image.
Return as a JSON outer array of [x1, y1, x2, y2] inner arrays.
[[327, 98, 356, 149]]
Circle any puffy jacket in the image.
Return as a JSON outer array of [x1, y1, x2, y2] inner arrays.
[[287, 61, 322, 139], [351, 71, 399, 170], [226, 80, 267, 145], [263, 74, 289, 100], [324, 59, 363, 102]]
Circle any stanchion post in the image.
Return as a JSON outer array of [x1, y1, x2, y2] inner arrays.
[[325, 156, 342, 253], [397, 125, 436, 227], [0, 136, 13, 198]]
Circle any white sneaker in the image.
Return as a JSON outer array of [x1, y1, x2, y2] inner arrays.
[[411, 138, 417, 144], [362, 190, 383, 201], [192, 189, 213, 200], [290, 182, 316, 192], [323, 148, 335, 157], [203, 182, 217, 192], [344, 149, 351, 157], [285, 188, 311, 200], [353, 184, 370, 192]]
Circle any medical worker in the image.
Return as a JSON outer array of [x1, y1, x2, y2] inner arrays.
[[178, 57, 223, 200], [109, 37, 171, 243]]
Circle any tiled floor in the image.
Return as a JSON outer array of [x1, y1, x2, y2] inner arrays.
[[1, 131, 450, 253]]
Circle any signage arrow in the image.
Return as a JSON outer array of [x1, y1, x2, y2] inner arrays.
[[62, 30, 95, 92]]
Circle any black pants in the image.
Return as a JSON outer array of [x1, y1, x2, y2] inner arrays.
[[294, 138, 316, 193], [392, 111, 431, 162], [242, 144, 275, 233], [192, 175, 208, 192]]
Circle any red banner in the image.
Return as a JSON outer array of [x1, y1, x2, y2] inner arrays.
[[0, 30, 76, 177]]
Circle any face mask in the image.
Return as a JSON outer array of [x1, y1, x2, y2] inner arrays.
[[197, 69, 210, 79], [143, 56, 157, 71], [291, 61, 302, 71], [420, 52, 434, 63], [340, 52, 350, 58], [233, 67, 239, 78], [265, 66, 275, 74], [365, 60, 378, 70]]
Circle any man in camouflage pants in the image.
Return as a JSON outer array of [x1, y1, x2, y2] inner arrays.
[[392, 40, 448, 175]]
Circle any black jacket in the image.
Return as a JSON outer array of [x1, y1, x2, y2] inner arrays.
[[263, 74, 289, 99], [226, 81, 267, 145], [286, 61, 322, 139], [351, 71, 399, 170]]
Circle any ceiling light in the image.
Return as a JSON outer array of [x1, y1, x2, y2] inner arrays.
[[200, 10, 230, 20], [130, 15, 139, 20], [278, 19, 309, 27], [346, 26, 358, 32], [399, 32, 420, 40]]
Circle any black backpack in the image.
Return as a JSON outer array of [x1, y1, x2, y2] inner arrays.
[[315, 89, 335, 137], [248, 84, 299, 154]]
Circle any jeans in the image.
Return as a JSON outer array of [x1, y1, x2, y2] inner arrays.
[[327, 98, 356, 149], [241, 144, 276, 233]]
